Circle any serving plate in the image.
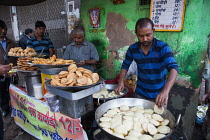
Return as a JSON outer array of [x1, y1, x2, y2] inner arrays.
[[8, 69, 18, 74]]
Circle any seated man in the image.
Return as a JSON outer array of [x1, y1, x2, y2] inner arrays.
[[63, 25, 99, 72], [27, 21, 54, 58]]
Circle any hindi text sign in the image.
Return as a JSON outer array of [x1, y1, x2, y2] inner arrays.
[[150, 0, 186, 31]]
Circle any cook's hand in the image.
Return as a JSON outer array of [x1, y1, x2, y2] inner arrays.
[[0, 65, 12, 75], [155, 91, 169, 107], [77, 60, 85, 66], [115, 82, 124, 95]]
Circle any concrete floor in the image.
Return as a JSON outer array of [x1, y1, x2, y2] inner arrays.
[[192, 124, 205, 140], [3, 112, 37, 140]]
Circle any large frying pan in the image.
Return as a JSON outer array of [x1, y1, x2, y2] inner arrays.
[[95, 98, 181, 140]]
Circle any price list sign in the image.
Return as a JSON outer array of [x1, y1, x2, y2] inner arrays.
[[150, 0, 186, 31]]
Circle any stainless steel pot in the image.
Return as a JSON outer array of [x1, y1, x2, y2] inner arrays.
[[95, 98, 181, 140], [17, 71, 26, 87]]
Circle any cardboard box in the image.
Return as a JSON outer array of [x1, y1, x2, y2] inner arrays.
[[41, 73, 53, 94]]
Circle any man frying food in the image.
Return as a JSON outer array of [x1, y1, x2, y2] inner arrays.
[[115, 18, 178, 107]]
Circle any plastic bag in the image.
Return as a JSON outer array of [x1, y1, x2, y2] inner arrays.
[[44, 92, 60, 112], [126, 61, 138, 79]]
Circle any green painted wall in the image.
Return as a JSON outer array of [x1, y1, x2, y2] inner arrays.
[[81, 0, 210, 88]]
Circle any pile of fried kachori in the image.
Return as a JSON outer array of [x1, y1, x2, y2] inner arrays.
[[50, 64, 99, 86], [8, 47, 37, 56], [32, 55, 74, 65], [18, 57, 39, 71]]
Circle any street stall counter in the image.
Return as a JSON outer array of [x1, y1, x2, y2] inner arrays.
[[9, 84, 88, 140]]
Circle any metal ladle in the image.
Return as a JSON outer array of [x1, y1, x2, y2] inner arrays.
[[95, 64, 115, 72], [39, 47, 45, 56]]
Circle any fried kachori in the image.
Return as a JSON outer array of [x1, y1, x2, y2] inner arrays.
[[50, 65, 100, 87], [32, 55, 75, 65]]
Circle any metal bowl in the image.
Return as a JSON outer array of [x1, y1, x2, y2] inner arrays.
[[93, 84, 128, 101], [39, 67, 68, 75], [95, 98, 181, 140]]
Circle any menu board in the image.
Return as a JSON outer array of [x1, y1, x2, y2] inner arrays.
[[150, 0, 186, 31]]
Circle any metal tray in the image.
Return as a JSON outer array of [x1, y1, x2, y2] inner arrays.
[[18, 69, 40, 73], [8, 55, 28, 58], [27, 60, 71, 68], [45, 77, 104, 90], [46, 82, 102, 100], [27, 59, 80, 69]]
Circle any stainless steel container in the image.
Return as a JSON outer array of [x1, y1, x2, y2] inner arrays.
[[58, 95, 94, 118], [25, 71, 41, 97], [17, 71, 26, 87]]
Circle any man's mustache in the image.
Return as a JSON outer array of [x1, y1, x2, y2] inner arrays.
[[142, 41, 151, 44]]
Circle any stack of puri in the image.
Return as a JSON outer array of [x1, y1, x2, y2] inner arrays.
[[17, 57, 39, 71], [50, 64, 99, 86]]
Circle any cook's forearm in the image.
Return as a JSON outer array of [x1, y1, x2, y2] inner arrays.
[[162, 69, 178, 93], [49, 48, 55, 57], [84, 59, 97, 65], [119, 69, 128, 84]]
